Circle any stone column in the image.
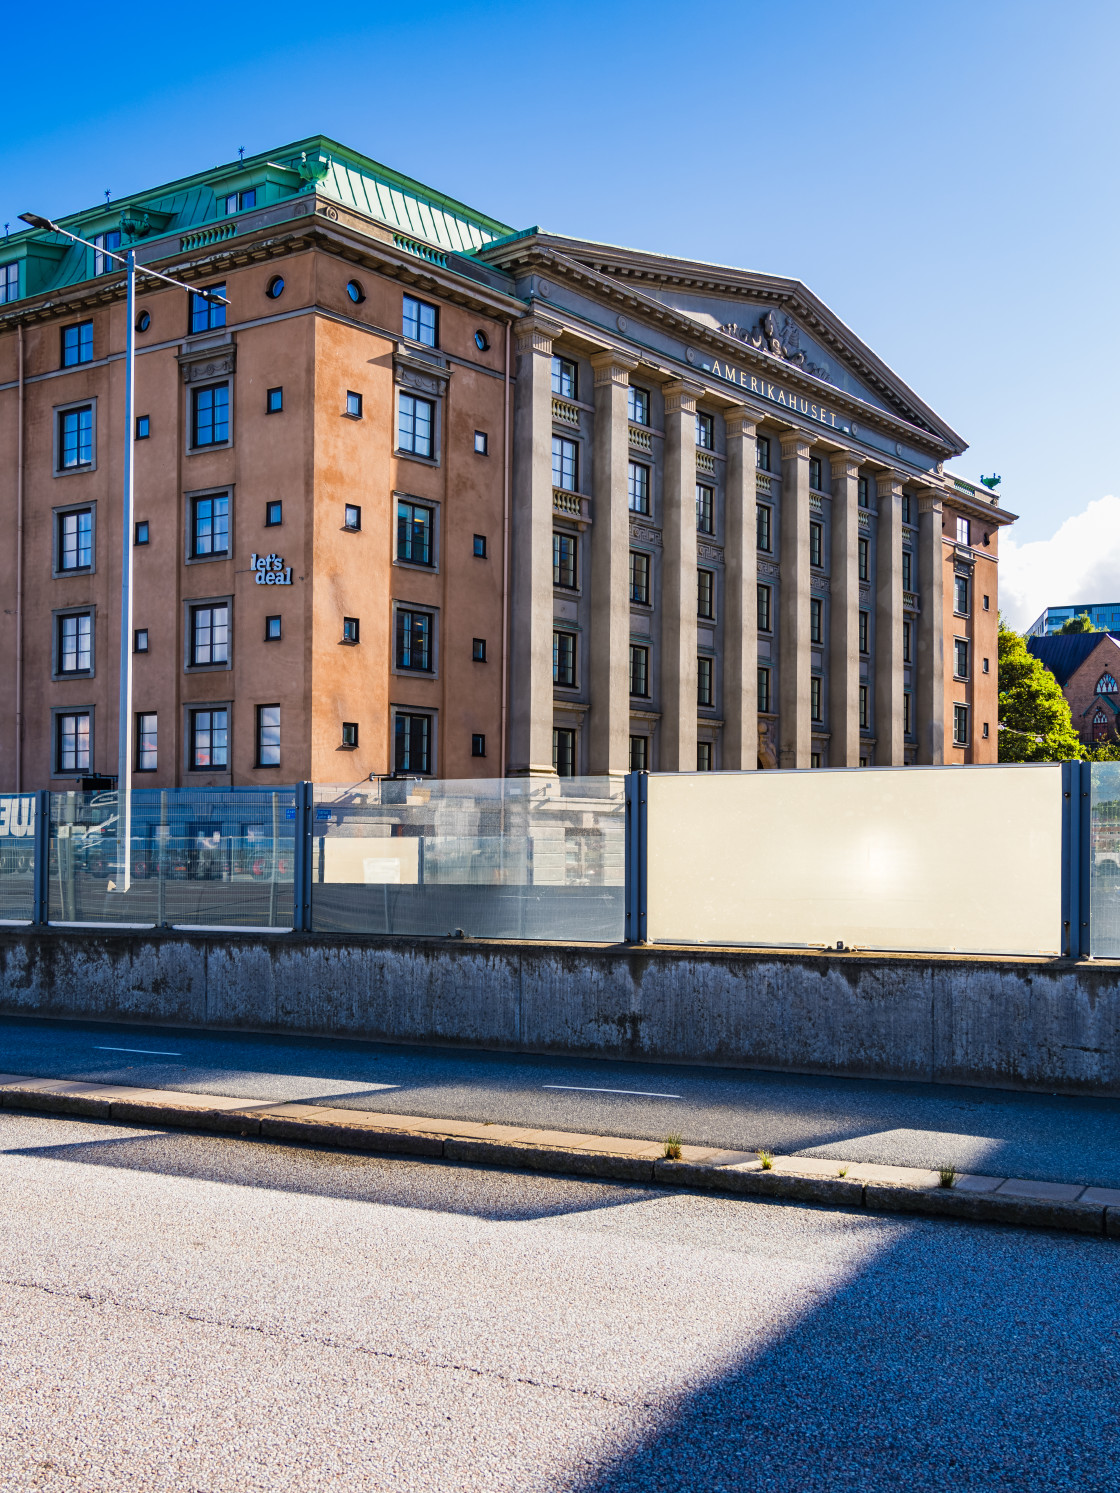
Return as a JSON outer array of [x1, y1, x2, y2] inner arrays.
[[779, 430, 812, 769], [916, 488, 945, 764], [509, 315, 562, 776], [828, 453, 860, 766], [588, 350, 639, 775], [722, 407, 758, 770], [874, 471, 904, 765], [660, 380, 702, 771]]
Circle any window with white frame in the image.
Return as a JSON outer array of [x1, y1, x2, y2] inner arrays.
[[956, 516, 971, 546]]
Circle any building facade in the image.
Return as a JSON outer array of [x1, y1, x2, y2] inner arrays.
[[1027, 632, 1120, 745], [1026, 603, 1120, 637], [0, 138, 1014, 789]]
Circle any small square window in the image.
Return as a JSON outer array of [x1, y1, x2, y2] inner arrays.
[[342, 616, 360, 643], [266, 387, 283, 414], [473, 534, 487, 558], [342, 722, 359, 748], [472, 733, 486, 757], [265, 616, 282, 641], [135, 520, 149, 546], [344, 505, 361, 531], [345, 391, 363, 418], [134, 628, 149, 653], [265, 501, 282, 527], [474, 430, 488, 455], [136, 415, 150, 440], [472, 638, 486, 662]]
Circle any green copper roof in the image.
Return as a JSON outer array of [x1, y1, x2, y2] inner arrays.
[[0, 136, 515, 305]]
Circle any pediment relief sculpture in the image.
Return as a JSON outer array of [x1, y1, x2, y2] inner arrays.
[[717, 310, 833, 384]]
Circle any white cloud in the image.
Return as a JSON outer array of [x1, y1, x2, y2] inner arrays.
[[999, 494, 1120, 629]]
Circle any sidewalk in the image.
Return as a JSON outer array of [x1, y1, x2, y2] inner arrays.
[[3, 1072, 1118, 1240]]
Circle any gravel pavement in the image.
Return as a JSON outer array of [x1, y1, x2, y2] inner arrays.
[[4, 1013, 1120, 1186], [0, 1109, 1118, 1491]]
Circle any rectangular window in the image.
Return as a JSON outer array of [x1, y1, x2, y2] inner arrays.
[[553, 532, 577, 589], [954, 638, 970, 678], [57, 712, 91, 773], [756, 435, 770, 473], [757, 583, 772, 633], [93, 231, 120, 276], [983, 594, 990, 611], [398, 394, 435, 458], [344, 504, 361, 530], [256, 705, 281, 767], [696, 483, 714, 535], [57, 612, 92, 674], [756, 503, 772, 552], [266, 387, 283, 414], [809, 456, 822, 490], [342, 722, 358, 748], [472, 733, 486, 757], [553, 727, 575, 778], [473, 534, 487, 558], [265, 501, 282, 527], [629, 735, 648, 771], [191, 383, 229, 447], [902, 494, 913, 524], [134, 629, 149, 653], [904, 692, 913, 736], [224, 190, 255, 215], [345, 390, 363, 417], [191, 493, 229, 557], [190, 284, 226, 335], [628, 461, 650, 514], [553, 436, 579, 491], [553, 630, 576, 687], [953, 703, 969, 746], [903, 619, 912, 663], [983, 656, 990, 674], [859, 685, 870, 730], [62, 321, 93, 367], [955, 574, 970, 614], [630, 644, 649, 698], [697, 741, 713, 772], [811, 675, 822, 723], [697, 656, 713, 708], [810, 596, 822, 644], [811, 752, 821, 769], [58, 406, 94, 469], [630, 550, 650, 605], [859, 610, 869, 654], [342, 617, 359, 643], [58, 508, 93, 570], [758, 666, 771, 713], [265, 616, 281, 641], [474, 430, 488, 454], [902, 551, 913, 590], [395, 713, 431, 774], [628, 386, 650, 425], [190, 604, 229, 666], [472, 638, 486, 662], [956, 516, 971, 546], [396, 609, 434, 672], [0, 262, 18, 304], [858, 537, 869, 581], [810, 521, 823, 567], [136, 415, 150, 440], [982, 722, 990, 739], [551, 356, 577, 399], [190, 707, 228, 769], [698, 568, 714, 619], [696, 411, 714, 450], [137, 713, 157, 772], [397, 500, 434, 566], [858, 476, 869, 509], [402, 295, 438, 347]]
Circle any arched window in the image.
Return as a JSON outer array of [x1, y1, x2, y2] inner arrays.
[[1098, 674, 1118, 694]]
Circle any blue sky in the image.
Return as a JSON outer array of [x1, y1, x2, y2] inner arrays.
[[3, 0, 1116, 622]]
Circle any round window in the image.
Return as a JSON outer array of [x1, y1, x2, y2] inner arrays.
[[135, 310, 151, 332], [266, 275, 285, 300], [346, 279, 365, 304], [474, 330, 490, 351]]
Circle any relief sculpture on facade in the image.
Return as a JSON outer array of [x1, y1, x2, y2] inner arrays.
[[717, 310, 833, 383]]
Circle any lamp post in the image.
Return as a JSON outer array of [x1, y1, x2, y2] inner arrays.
[[19, 213, 227, 891]]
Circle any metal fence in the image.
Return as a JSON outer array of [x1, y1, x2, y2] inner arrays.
[[0, 763, 1110, 955]]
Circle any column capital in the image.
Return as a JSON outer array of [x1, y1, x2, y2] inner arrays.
[[590, 349, 641, 386], [515, 314, 564, 356], [662, 379, 705, 416], [875, 470, 904, 500], [780, 430, 812, 462], [829, 452, 860, 483], [916, 487, 944, 515], [723, 405, 759, 441]]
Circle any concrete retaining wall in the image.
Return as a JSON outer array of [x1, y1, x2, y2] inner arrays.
[[2, 929, 1119, 1096]]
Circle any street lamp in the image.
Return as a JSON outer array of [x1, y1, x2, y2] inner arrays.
[[19, 212, 228, 891]]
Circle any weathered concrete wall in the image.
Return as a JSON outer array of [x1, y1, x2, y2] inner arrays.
[[1, 929, 1119, 1096]]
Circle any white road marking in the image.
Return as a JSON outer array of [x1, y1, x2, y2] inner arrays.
[[95, 1046, 182, 1057], [543, 1084, 681, 1099]]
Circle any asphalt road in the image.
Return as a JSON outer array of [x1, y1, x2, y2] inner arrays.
[[0, 1108, 1117, 1491], [3, 1014, 1120, 1187]]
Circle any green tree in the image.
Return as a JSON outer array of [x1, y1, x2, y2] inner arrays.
[[1057, 612, 1098, 633], [997, 622, 1084, 761]]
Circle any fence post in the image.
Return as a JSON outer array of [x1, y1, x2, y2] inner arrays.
[[1062, 759, 1090, 959], [624, 771, 648, 944], [292, 781, 313, 932], [1078, 758, 1093, 958], [33, 790, 50, 926]]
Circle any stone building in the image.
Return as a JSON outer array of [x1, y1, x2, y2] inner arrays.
[[0, 136, 1014, 789]]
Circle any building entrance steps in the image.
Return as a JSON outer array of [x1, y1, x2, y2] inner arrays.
[[2, 1073, 1118, 1239]]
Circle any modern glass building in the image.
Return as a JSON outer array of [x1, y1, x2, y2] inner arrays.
[[1025, 605, 1120, 636]]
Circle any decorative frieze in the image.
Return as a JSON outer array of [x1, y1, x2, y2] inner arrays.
[[758, 559, 780, 578], [697, 542, 723, 563], [178, 332, 236, 385], [629, 522, 662, 547], [810, 575, 830, 595]]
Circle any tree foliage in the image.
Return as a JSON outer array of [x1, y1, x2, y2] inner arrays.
[[1057, 612, 1098, 634], [997, 622, 1084, 762]]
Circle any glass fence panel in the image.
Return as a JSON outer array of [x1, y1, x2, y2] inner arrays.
[[1089, 762, 1120, 956], [0, 794, 37, 922], [310, 776, 625, 941], [48, 788, 297, 928]]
